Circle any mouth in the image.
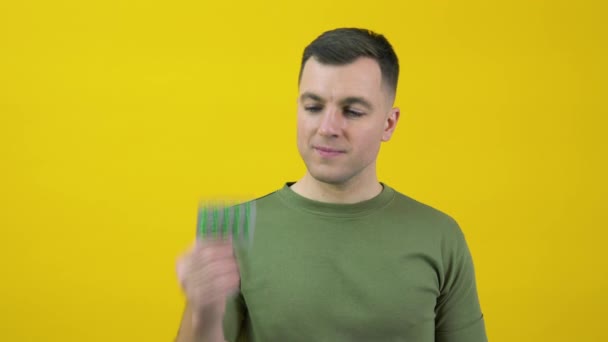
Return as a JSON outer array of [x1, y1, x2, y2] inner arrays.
[[313, 146, 345, 157]]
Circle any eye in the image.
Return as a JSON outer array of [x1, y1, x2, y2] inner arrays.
[[304, 105, 323, 113], [344, 108, 365, 117]]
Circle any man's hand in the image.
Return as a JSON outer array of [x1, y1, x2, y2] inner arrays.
[[176, 238, 240, 330]]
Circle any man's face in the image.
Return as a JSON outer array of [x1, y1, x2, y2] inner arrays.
[[297, 57, 399, 186]]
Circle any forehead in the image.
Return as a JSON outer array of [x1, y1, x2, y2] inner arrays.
[[299, 57, 384, 101]]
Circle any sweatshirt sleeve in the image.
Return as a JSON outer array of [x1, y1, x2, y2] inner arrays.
[[435, 219, 488, 342]]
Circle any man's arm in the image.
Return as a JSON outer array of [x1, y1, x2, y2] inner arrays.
[[175, 239, 240, 342], [175, 303, 227, 342], [435, 221, 488, 342]]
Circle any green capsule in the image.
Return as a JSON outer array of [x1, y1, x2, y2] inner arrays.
[[200, 205, 208, 237], [233, 204, 240, 237], [212, 206, 219, 237], [223, 205, 230, 237], [244, 202, 250, 237]]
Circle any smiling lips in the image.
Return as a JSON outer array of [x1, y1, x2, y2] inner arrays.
[[314, 146, 345, 158]]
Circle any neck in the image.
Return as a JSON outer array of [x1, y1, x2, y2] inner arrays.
[[290, 172, 383, 204]]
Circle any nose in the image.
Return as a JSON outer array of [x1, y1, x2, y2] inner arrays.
[[318, 107, 343, 137]]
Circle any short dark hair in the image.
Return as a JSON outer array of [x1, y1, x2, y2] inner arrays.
[[298, 28, 399, 97]]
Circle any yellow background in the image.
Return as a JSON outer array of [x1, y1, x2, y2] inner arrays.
[[1, 0, 606, 341]]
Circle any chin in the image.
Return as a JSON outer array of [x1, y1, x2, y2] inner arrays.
[[307, 168, 353, 185]]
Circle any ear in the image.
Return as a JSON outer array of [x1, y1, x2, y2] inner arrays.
[[381, 107, 400, 142]]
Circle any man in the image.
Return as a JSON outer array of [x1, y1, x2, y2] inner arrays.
[[175, 28, 487, 342]]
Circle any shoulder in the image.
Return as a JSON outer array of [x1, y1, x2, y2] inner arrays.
[[387, 185, 464, 240], [388, 187, 475, 278], [243, 186, 283, 207]]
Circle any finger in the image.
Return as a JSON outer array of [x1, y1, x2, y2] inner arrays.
[[208, 273, 241, 296], [196, 236, 233, 248], [187, 260, 239, 286], [188, 255, 238, 279], [194, 239, 232, 249], [184, 263, 240, 291], [194, 245, 235, 263], [197, 256, 238, 272], [219, 273, 241, 291], [186, 274, 240, 308]]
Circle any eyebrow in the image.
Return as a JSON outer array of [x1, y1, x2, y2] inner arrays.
[[300, 92, 374, 111], [300, 92, 324, 103]]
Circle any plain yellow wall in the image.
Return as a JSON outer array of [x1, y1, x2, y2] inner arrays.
[[1, 0, 606, 341]]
